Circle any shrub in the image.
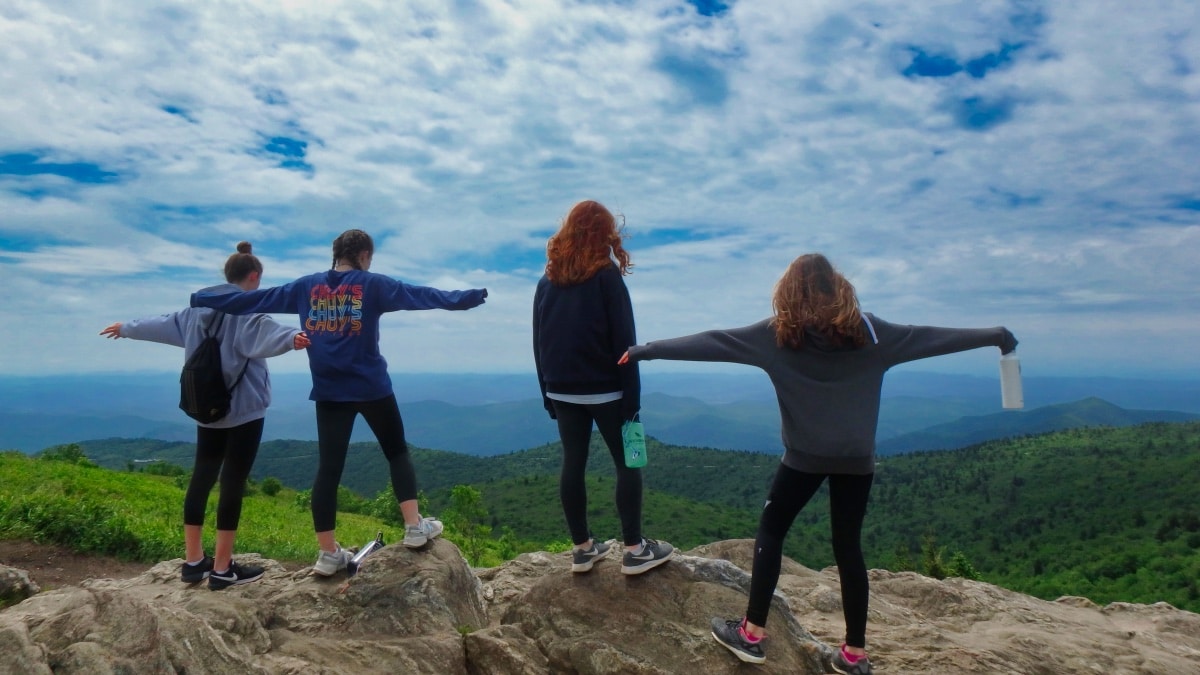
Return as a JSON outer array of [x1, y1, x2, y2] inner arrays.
[[261, 477, 283, 497]]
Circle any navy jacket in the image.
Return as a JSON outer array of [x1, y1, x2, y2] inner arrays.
[[532, 265, 640, 420]]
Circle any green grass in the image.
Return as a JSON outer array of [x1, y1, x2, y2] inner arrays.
[[0, 450, 404, 563]]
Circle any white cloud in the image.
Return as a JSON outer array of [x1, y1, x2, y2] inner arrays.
[[1, 0, 1198, 378]]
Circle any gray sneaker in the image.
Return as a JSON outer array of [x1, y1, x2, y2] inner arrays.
[[620, 538, 674, 575], [403, 516, 444, 548], [313, 546, 352, 576], [571, 540, 611, 573], [711, 616, 766, 664], [831, 645, 873, 675]]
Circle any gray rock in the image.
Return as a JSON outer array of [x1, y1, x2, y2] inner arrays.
[[1, 540, 1199, 674], [0, 565, 40, 608]]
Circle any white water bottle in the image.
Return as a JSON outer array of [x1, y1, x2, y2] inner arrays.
[[999, 352, 1024, 409]]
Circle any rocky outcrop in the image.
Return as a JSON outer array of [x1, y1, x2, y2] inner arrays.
[[2, 539, 1199, 674], [0, 564, 39, 608]]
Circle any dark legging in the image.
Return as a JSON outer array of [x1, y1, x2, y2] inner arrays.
[[746, 464, 874, 648], [551, 399, 643, 546], [311, 395, 416, 532], [184, 417, 265, 530]]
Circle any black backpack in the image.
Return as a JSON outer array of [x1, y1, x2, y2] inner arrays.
[[179, 312, 249, 424]]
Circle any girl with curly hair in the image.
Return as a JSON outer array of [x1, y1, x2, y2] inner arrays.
[[621, 253, 1018, 673]]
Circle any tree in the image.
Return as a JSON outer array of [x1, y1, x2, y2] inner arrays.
[[37, 443, 94, 467], [921, 533, 947, 580], [443, 485, 491, 565], [945, 551, 982, 580]]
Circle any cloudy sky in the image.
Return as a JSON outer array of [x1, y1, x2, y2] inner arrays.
[[2, 0, 1197, 380]]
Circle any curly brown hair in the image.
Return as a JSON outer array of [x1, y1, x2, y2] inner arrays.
[[545, 200, 632, 285], [771, 253, 866, 350]]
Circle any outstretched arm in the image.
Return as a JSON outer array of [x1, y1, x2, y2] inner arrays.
[[191, 283, 299, 315], [622, 321, 773, 368], [875, 316, 1018, 366], [380, 278, 488, 312], [232, 314, 309, 359], [100, 313, 187, 348]]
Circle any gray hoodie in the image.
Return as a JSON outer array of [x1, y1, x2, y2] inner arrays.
[[626, 314, 1009, 474], [119, 284, 301, 429]]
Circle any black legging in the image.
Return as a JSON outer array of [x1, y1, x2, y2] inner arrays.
[[311, 395, 415, 532], [551, 399, 643, 546], [746, 464, 874, 648], [184, 417, 265, 531]]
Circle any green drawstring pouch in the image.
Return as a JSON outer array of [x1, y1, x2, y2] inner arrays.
[[622, 415, 647, 468]]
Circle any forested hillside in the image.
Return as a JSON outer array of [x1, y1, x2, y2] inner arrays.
[[68, 421, 1200, 612]]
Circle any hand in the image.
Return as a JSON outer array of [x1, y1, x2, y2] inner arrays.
[[617, 350, 630, 365], [99, 322, 123, 339], [1000, 328, 1018, 355], [293, 332, 311, 350]]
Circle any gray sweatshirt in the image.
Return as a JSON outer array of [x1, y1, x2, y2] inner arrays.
[[119, 284, 301, 429], [626, 314, 1009, 474]]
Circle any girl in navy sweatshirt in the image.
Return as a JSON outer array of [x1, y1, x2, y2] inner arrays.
[[533, 200, 673, 576], [621, 253, 1017, 673]]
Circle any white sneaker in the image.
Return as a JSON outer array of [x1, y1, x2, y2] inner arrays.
[[313, 546, 352, 576], [403, 516, 444, 548]]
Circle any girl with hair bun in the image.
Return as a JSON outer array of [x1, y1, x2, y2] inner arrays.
[[101, 242, 310, 590], [191, 229, 488, 576]]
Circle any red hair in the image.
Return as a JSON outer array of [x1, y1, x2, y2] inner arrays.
[[772, 253, 866, 350], [545, 200, 632, 285]]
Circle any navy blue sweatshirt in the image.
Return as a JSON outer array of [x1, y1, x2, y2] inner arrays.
[[193, 271, 487, 402], [532, 265, 640, 420]]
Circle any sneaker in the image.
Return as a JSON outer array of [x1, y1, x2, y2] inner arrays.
[[571, 540, 611, 573], [313, 546, 352, 576], [831, 645, 873, 675], [180, 555, 214, 583], [710, 617, 766, 664], [208, 561, 265, 590], [403, 516, 444, 548], [620, 538, 674, 575]]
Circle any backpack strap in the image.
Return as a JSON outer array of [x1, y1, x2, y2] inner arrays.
[[205, 310, 225, 337], [206, 310, 250, 393], [228, 358, 251, 393]]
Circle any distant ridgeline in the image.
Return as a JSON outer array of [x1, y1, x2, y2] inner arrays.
[[3, 370, 1200, 454], [73, 420, 1200, 612]]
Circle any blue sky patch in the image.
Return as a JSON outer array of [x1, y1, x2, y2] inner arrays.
[[653, 50, 730, 107], [260, 135, 314, 173], [905, 44, 1020, 80], [1173, 198, 1200, 211], [0, 152, 118, 184], [904, 49, 962, 78], [951, 96, 1015, 131], [687, 0, 730, 16], [630, 227, 726, 248], [161, 105, 196, 122], [253, 86, 288, 106], [985, 186, 1042, 208]]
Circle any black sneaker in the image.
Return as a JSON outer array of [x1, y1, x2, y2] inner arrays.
[[571, 540, 611, 573], [831, 645, 873, 674], [207, 561, 265, 591], [180, 555, 214, 583], [710, 617, 766, 664], [620, 538, 674, 575]]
